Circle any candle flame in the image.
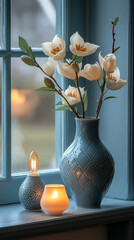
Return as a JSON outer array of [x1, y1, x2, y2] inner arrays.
[[29, 151, 39, 174], [52, 190, 58, 199]]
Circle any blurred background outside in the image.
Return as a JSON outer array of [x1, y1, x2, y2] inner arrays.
[[0, 0, 56, 175]]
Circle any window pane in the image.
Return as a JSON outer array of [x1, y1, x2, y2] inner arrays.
[[11, 0, 56, 47], [0, 59, 1, 176], [11, 58, 55, 174]]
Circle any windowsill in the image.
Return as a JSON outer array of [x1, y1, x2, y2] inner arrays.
[[0, 198, 134, 239]]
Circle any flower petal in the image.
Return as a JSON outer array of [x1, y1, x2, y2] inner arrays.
[[57, 62, 76, 79], [53, 50, 66, 61], [79, 62, 102, 81], [69, 46, 87, 56], [107, 67, 120, 83], [84, 42, 99, 55], [41, 42, 53, 57], [98, 52, 104, 69], [52, 34, 65, 49], [103, 53, 117, 73], [42, 57, 57, 76], [61, 85, 85, 105], [69, 43, 99, 57], [106, 78, 128, 90], [70, 32, 84, 49]]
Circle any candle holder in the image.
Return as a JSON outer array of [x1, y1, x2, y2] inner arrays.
[[40, 184, 69, 215], [19, 151, 44, 210]]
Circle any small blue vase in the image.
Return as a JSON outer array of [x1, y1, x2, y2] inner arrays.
[[60, 118, 115, 208], [19, 175, 44, 210]]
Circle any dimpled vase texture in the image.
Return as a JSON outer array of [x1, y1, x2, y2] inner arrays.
[[19, 175, 44, 210], [60, 118, 115, 208]]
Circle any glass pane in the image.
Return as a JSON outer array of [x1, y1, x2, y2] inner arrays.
[[11, 58, 55, 174], [11, 0, 56, 47], [0, 59, 1, 176]]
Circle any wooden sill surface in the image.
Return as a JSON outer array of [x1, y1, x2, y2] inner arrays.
[[0, 198, 134, 239]]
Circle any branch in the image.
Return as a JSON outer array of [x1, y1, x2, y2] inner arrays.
[[76, 72, 85, 118], [35, 61, 62, 91], [111, 21, 115, 54], [96, 74, 106, 118]]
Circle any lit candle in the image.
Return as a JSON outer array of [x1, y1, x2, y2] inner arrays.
[[29, 151, 39, 176], [19, 151, 44, 210], [40, 184, 69, 215]]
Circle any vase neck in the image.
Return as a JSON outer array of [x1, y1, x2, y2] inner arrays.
[[75, 118, 100, 140]]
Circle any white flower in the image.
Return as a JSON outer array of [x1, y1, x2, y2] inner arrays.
[[99, 52, 117, 73], [79, 62, 102, 81], [42, 57, 56, 76], [106, 67, 128, 90], [69, 32, 99, 57], [41, 35, 66, 61], [57, 61, 82, 80], [62, 85, 85, 105]]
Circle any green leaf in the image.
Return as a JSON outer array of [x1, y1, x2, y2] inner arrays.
[[19, 36, 29, 53], [55, 106, 71, 111], [100, 73, 105, 89], [72, 54, 83, 63], [113, 17, 119, 26], [56, 101, 63, 105], [21, 55, 36, 66], [19, 36, 35, 61], [28, 46, 35, 61], [114, 46, 120, 53], [104, 96, 117, 101], [82, 91, 88, 112], [36, 87, 55, 94]]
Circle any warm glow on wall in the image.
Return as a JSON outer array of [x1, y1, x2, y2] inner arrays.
[[11, 89, 26, 104]]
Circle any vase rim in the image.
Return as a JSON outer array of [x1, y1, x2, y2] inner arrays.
[[75, 117, 100, 121]]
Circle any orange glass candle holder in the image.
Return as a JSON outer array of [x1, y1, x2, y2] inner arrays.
[[40, 184, 69, 215]]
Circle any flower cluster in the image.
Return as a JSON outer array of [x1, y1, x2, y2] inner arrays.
[[19, 17, 128, 119]]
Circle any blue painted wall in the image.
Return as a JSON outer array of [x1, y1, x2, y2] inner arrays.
[[57, 0, 130, 200], [85, 0, 129, 199]]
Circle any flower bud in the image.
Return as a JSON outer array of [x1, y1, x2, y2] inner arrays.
[[44, 78, 55, 89], [21, 56, 36, 66], [103, 54, 117, 73], [79, 62, 102, 81], [71, 63, 79, 73]]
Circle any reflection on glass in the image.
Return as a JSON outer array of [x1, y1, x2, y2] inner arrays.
[[11, 0, 56, 47], [0, 59, 2, 176], [11, 58, 55, 174]]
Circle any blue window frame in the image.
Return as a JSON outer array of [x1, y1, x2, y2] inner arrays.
[[0, 0, 62, 205]]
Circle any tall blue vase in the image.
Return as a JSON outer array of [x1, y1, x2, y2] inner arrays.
[[60, 118, 115, 208]]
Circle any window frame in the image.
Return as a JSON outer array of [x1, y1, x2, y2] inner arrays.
[[0, 0, 62, 205]]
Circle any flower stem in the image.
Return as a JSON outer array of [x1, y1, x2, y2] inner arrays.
[[76, 72, 85, 118], [111, 21, 115, 54], [96, 74, 106, 118], [35, 61, 62, 91], [96, 20, 115, 118], [54, 88, 80, 118]]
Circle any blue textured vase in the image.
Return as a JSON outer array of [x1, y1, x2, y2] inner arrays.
[[19, 175, 44, 210], [60, 118, 115, 208]]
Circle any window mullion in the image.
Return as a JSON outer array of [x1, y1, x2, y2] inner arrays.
[[1, 0, 11, 179]]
